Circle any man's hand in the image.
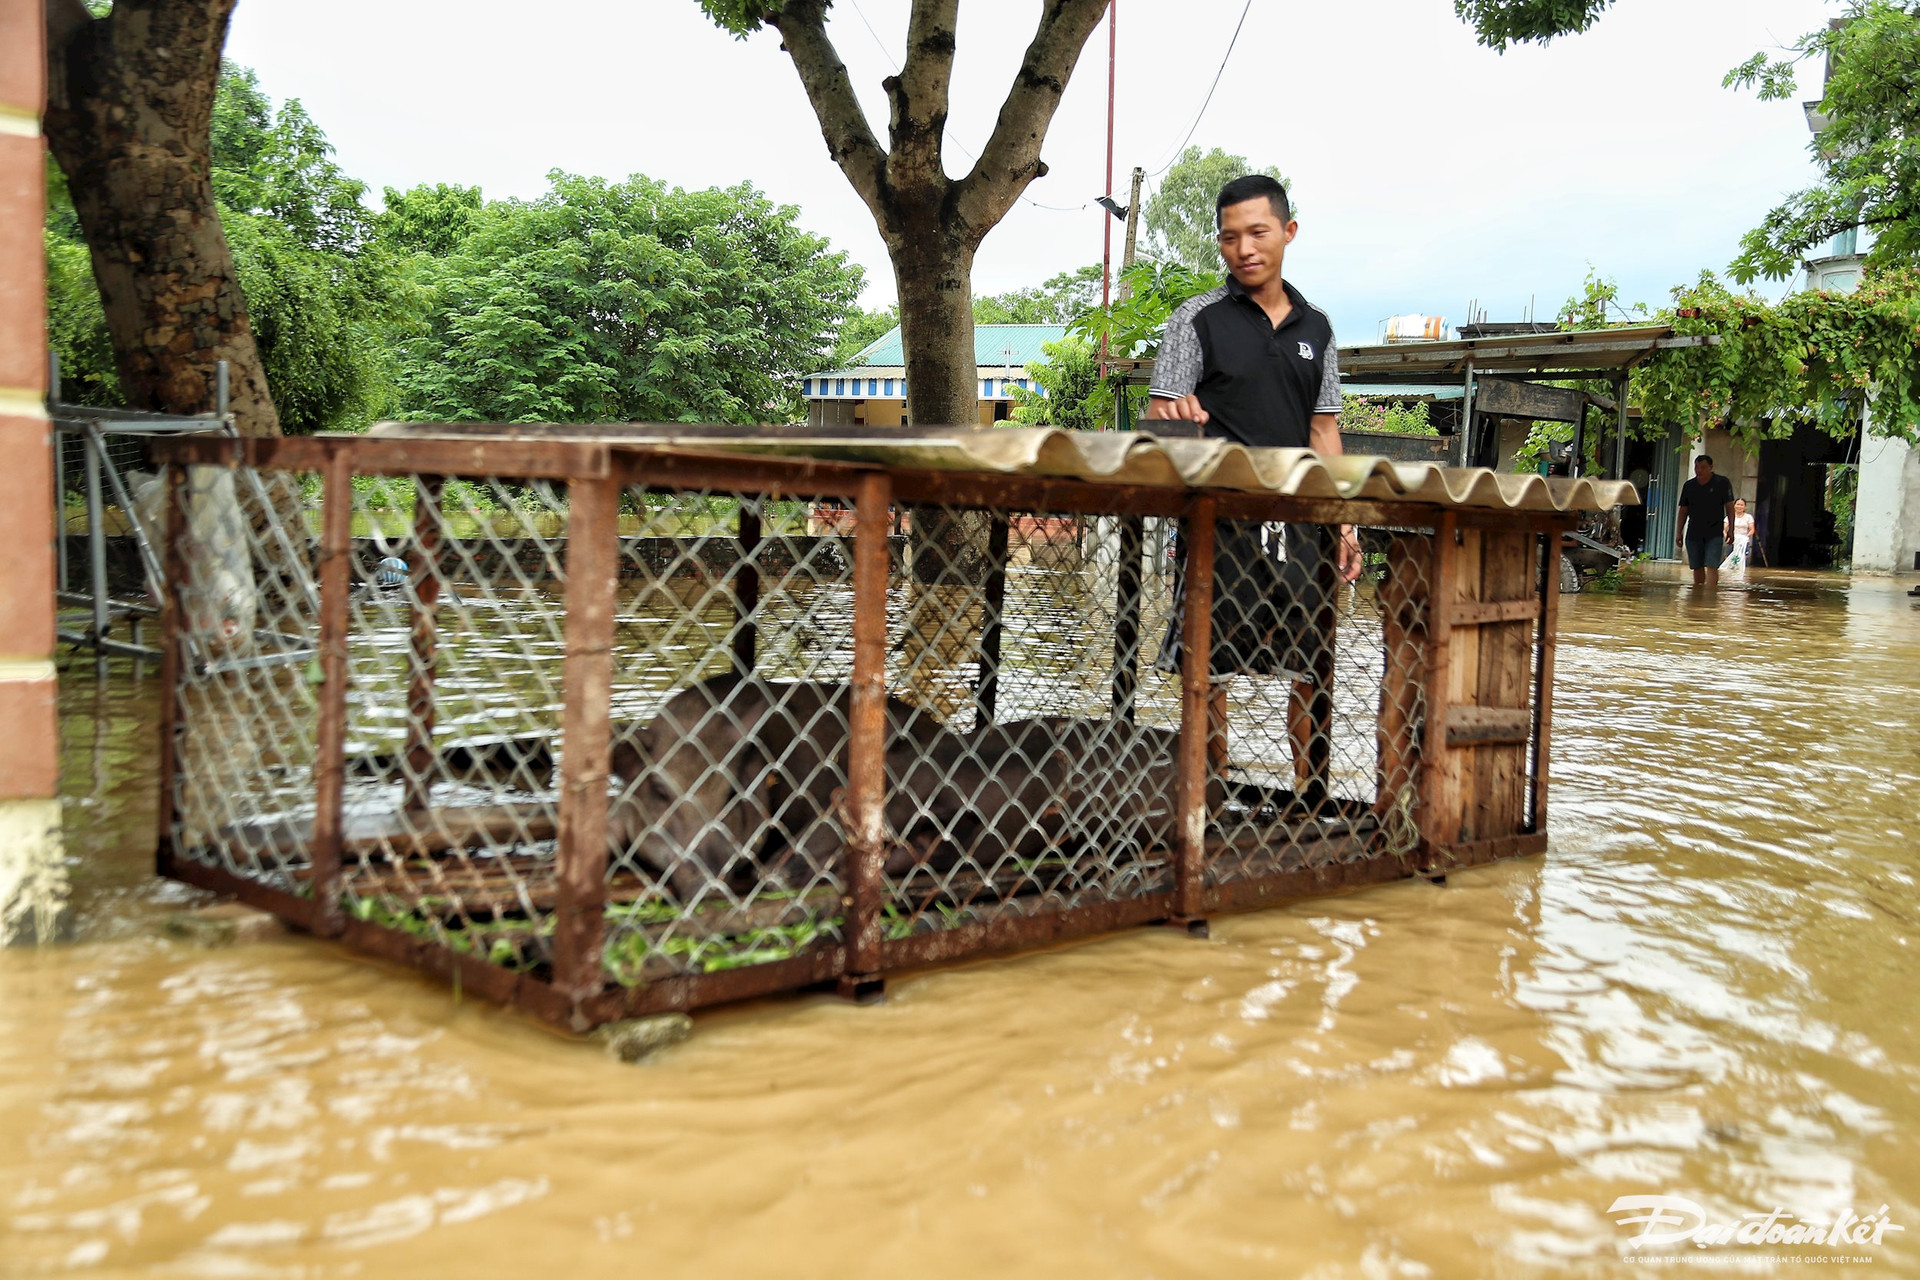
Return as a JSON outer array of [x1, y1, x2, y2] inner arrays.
[[1144, 393, 1208, 425], [1337, 525, 1363, 583]]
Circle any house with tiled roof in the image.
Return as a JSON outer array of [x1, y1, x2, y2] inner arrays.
[[802, 323, 1065, 427]]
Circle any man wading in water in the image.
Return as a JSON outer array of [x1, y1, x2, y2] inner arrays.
[[1676, 454, 1737, 589], [1144, 174, 1362, 796]]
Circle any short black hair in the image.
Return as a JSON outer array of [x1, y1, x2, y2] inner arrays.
[[1215, 175, 1291, 228], [1697, 454, 1714, 467]]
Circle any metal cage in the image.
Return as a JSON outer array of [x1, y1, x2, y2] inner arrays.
[[148, 430, 1586, 1031]]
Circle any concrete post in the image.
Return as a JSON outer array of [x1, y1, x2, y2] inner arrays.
[[0, 0, 66, 944], [1852, 431, 1920, 574]]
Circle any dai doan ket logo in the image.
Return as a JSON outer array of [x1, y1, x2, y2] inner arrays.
[[1609, 1195, 1905, 1251]]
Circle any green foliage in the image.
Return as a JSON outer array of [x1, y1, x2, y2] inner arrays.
[[1829, 463, 1859, 556], [376, 183, 484, 258], [1558, 268, 1646, 328], [1454, 0, 1616, 49], [212, 64, 374, 257], [1509, 418, 1605, 475], [975, 264, 1104, 325], [45, 229, 119, 404], [829, 303, 897, 367], [1337, 396, 1436, 436], [1069, 260, 1221, 428], [1072, 259, 1220, 361], [395, 171, 863, 424], [44, 154, 120, 404], [602, 909, 841, 985], [1531, 269, 1644, 472], [1723, 2, 1920, 281], [48, 61, 395, 430], [1144, 147, 1289, 272], [54, 57, 867, 433], [1638, 267, 1920, 444], [222, 209, 391, 432], [695, 0, 788, 36], [1586, 561, 1627, 592], [208, 63, 397, 430], [1009, 335, 1102, 429]]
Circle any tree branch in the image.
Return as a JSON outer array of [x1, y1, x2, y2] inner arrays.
[[885, 0, 958, 187], [770, 1, 892, 225], [953, 0, 1109, 244]]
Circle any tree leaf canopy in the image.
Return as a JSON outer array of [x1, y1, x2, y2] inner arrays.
[[395, 172, 863, 424]]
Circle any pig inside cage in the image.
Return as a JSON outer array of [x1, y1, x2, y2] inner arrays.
[[149, 429, 1625, 1030]]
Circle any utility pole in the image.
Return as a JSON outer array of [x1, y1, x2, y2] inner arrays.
[[1112, 165, 1145, 431], [1117, 165, 1145, 299], [1098, 0, 1117, 373]]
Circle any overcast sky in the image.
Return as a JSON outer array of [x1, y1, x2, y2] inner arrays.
[[224, 0, 1834, 344]]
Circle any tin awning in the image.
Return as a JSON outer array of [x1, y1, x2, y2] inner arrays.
[[364, 423, 1639, 512]]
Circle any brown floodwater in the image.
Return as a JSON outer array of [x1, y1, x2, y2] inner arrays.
[[5, 565, 1917, 1278]]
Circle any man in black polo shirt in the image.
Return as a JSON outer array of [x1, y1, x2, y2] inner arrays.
[[1144, 174, 1359, 797], [1676, 453, 1737, 588]]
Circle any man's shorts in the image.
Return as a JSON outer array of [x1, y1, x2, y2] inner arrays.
[[1685, 532, 1725, 569], [1156, 521, 1333, 684]]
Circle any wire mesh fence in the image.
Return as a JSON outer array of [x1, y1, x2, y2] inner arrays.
[[150, 435, 1563, 1030]]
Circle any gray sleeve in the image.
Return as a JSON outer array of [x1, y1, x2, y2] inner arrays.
[[1149, 299, 1203, 399], [1315, 336, 1343, 415]]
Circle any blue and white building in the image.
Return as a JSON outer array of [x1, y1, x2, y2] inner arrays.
[[802, 323, 1066, 427]]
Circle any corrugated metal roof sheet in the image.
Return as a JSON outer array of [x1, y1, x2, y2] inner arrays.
[[833, 323, 1068, 372], [1338, 324, 1717, 378], [1342, 383, 1468, 401], [364, 423, 1637, 513]]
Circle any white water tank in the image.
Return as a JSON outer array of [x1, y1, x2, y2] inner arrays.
[[1384, 314, 1451, 343]]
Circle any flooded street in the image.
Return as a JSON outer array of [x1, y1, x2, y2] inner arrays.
[[4, 566, 1916, 1278]]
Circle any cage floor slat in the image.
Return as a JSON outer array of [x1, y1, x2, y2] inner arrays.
[[214, 802, 556, 860]]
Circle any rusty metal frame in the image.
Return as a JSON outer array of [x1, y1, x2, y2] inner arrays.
[[552, 464, 625, 1015], [152, 467, 188, 878], [309, 450, 354, 938], [840, 470, 894, 995], [148, 433, 1573, 1032], [1172, 494, 1218, 926], [402, 476, 445, 814]]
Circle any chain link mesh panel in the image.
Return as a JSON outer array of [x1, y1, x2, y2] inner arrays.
[[1191, 522, 1432, 885], [876, 505, 1186, 938], [600, 489, 870, 982], [170, 466, 323, 892], [333, 475, 572, 972]]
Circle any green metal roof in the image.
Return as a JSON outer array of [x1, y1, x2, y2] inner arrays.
[[841, 323, 1068, 371]]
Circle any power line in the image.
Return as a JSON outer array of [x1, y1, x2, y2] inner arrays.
[[1146, 0, 1255, 178], [844, 0, 897, 77]]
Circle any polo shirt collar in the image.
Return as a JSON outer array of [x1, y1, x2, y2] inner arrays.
[[1224, 274, 1307, 330]]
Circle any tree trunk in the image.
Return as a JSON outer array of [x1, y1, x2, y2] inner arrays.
[[893, 235, 978, 429], [44, 0, 281, 436], [891, 233, 992, 583]]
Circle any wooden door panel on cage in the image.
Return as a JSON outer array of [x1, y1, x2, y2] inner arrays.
[[144, 427, 1626, 1031], [1419, 520, 1552, 869]]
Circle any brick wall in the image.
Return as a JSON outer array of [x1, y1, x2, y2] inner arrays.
[[0, 0, 65, 944]]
